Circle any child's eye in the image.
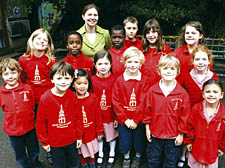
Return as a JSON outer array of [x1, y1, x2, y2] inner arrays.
[[75, 40, 81, 44]]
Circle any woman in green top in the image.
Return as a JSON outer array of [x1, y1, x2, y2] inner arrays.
[[77, 3, 112, 59]]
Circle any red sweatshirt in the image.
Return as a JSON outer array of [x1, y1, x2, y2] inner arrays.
[[18, 54, 56, 103], [141, 44, 172, 83], [143, 82, 190, 138], [61, 52, 93, 76], [36, 89, 83, 147], [76, 92, 103, 143], [0, 82, 35, 136], [91, 74, 117, 123], [173, 45, 213, 85], [184, 102, 225, 164], [109, 46, 127, 77], [112, 73, 152, 125], [183, 72, 219, 108], [124, 35, 143, 51]]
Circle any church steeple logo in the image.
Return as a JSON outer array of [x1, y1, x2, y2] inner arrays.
[[52, 104, 71, 128], [82, 106, 93, 127], [19, 91, 30, 101], [124, 88, 137, 111], [31, 64, 46, 84]]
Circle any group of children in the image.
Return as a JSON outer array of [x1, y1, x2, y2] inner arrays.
[[0, 3, 225, 168]]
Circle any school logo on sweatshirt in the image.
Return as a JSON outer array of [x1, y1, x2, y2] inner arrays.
[[52, 104, 71, 128], [171, 98, 183, 110], [82, 106, 93, 128], [100, 89, 111, 110], [19, 91, 30, 101], [124, 88, 137, 111], [31, 65, 46, 84]]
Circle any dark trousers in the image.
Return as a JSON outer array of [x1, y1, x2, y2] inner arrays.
[[51, 141, 79, 168], [9, 128, 42, 168], [147, 136, 181, 168], [118, 123, 145, 154]]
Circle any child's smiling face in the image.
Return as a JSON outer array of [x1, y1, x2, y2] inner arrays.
[[67, 34, 82, 56]]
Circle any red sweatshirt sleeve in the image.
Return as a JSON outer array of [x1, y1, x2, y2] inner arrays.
[[36, 100, 49, 146], [112, 80, 128, 124], [142, 88, 153, 124], [178, 91, 190, 135], [184, 106, 196, 144], [219, 120, 225, 151], [95, 96, 103, 136], [74, 97, 84, 140]]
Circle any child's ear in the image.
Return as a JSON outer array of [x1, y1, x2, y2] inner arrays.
[[82, 14, 85, 21], [220, 92, 224, 99]]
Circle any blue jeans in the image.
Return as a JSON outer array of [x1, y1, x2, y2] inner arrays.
[[9, 128, 42, 168], [146, 136, 181, 168], [118, 123, 145, 154], [51, 141, 79, 168]]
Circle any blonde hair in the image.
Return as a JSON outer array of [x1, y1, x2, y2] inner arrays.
[[123, 16, 138, 26], [0, 58, 22, 76], [122, 47, 145, 64], [26, 28, 55, 64], [157, 54, 180, 75]]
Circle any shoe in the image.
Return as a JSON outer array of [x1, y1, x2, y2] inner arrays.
[[106, 155, 115, 168], [97, 155, 104, 168], [47, 152, 54, 165], [123, 159, 131, 168], [131, 157, 141, 168], [177, 158, 186, 168]]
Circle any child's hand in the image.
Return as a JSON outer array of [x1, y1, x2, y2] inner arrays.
[[43, 145, 51, 152], [218, 149, 224, 157], [130, 120, 137, 129], [175, 134, 183, 146], [113, 120, 118, 128], [76, 139, 82, 148], [97, 135, 103, 140], [124, 119, 131, 128], [186, 144, 192, 152], [145, 124, 152, 142]]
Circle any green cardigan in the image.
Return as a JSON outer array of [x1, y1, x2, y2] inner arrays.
[[77, 25, 112, 58]]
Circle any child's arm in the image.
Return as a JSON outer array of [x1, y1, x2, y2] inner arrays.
[[219, 120, 225, 156], [145, 124, 152, 142], [95, 96, 103, 139], [36, 101, 50, 150]]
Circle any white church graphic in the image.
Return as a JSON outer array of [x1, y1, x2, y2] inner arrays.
[[124, 88, 137, 111], [82, 106, 93, 128], [19, 91, 30, 101], [52, 104, 71, 128], [100, 89, 111, 110], [31, 65, 46, 84]]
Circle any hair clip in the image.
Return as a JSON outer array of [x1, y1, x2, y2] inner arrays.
[[74, 69, 78, 78]]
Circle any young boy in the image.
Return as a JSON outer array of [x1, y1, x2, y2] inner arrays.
[[0, 58, 42, 168], [143, 55, 190, 168], [123, 16, 142, 50], [109, 25, 127, 77], [112, 47, 152, 168], [61, 31, 93, 76], [36, 61, 83, 168]]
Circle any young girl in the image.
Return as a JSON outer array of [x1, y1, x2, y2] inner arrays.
[[77, 3, 111, 58], [141, 18, 172, 83], [91, 50, 118, 168], [18, 28, 56, 105], [73, 69, 103, 168], [173, 21, 212, 85], [184, 79, 225, 168], [18, 28, 56, 164]]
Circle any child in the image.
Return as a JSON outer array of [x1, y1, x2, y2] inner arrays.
[[141, 18, 172, 83], [112, 47, 152, 168], [61, 31, 94, 76], [123, 16, 143, 50], [143, 54, 190, 168], [36, 62, 83, 168], [19, 28, 56, 105], [0, 58, 42, 168], [109, 25, 127, 77], [173, 21, 213, 85], [72, 69, 103, 168], [91, 50, 118, 168], [19, 28, 56, 164], [184, 45, 219, 111], [184, 79, 225, 168]]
